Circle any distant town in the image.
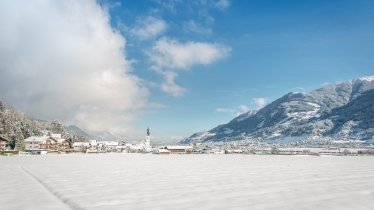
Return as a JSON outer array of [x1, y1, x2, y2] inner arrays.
[[1, 127, 374, 157]]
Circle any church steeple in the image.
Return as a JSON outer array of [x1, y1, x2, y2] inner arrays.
[[145, 127, 151, 149]]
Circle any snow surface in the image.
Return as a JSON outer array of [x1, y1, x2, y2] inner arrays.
[[286, 103, 320, 120], [1, 154, 374, 210], [223, 128, 234, 134]]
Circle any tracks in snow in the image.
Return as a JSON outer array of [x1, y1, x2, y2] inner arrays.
[[20, 166, 84, 210]]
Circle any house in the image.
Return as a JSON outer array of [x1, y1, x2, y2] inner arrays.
[[24, 136, 55, 154], [86, 140, 102, 153], [103, 141, 119, 152], [39, 137, 59, 151], [0, 134, 9, 151], [57, 139, 72, 151], [165, 146, 193, 154], [157, 148, 171, 155], [51, 134, 72, 151], [73, 142, 90, 152], [24, 136, 58, 151], [25, 136, 47, 151]]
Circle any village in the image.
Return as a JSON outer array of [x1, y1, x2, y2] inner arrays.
[[1, 128, 374, 156], [0, 128, 195, 156]]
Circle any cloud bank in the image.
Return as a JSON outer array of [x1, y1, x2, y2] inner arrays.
[[0, 0, 148, 134]]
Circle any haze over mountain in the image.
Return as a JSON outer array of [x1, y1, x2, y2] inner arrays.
[[182, 76, 374, 144]]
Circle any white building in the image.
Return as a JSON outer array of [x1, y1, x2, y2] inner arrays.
[[72, 142, 90, 152], [164, 146, 193, 154], [103, 141, 119, 152], [24, 136, 47, 151], [24, 136, 56, 154]]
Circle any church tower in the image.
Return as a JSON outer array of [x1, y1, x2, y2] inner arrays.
[[145, 127, 151, 148]]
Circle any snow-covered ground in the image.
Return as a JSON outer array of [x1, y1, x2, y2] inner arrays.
[[1, 154, 374, 210]]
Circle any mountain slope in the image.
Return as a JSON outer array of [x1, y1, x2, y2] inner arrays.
[[0, 101, 91, 149], [182, 76, 374, 144]]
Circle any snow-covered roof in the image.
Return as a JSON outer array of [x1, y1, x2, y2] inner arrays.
[[103, 141, 118, 146], [51, 134, 62, 139], [166, 146, 193, 150], [56, 138, 68, 144], [158, 149, 170, 153], [89, 140, 98, 146], [0, 134, 9, 142], [73, 142, 89, 147], [24, 136, 51, 143]]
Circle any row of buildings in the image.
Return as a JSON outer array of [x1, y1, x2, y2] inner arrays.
[[1, 128, 195, 155], [1, 128, 160, 154]]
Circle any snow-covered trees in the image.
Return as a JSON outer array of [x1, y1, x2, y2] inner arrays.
[[0, 102, 42, 150], [0, 100, 89, 150]]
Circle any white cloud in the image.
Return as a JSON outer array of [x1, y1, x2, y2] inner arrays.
[[0, 0, 148, 135], [160, 71, 186, 97], [147, 37, 230, 96], [238, 105, 250, 113], [215, 0, 230, 10], [253, 98, 268, 108], [184, 20, 212, 35], [130, 16, 167, 40], [149, 37, 231, 71], [234, 105, 250, 116], [152, 0, 182, 12], [217, 105, 250, 116]]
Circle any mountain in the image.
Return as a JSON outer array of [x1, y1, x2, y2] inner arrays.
[[182, 76, 374, 144], [65, 125, 92, 138], [88, 131, 122, 142]]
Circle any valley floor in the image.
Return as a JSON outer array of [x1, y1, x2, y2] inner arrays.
[[1, 154, 374, 210]]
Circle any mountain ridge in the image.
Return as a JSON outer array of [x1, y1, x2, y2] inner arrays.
[[182, 76, 374, 144]]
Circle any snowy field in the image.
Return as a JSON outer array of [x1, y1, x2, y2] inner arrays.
[[1, 154, 374, 210]]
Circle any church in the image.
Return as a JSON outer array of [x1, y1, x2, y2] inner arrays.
[[125, 127, 153, 153]]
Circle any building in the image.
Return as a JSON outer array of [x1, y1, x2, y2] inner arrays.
[[39, 137, 59, 151], [72, 142, 90, 152], [145, 127, 151, 149], [57, 139, 72, 151], [103, 141, 119, 152], [24, 136, 54, 154], [165, 146, 193, 154], [51, 134, 71, 151], [24, 134, 72, 153], [25, 136, 48, 151], [0, 134, 9, 151], [125, 128, 153, 153], [157, 148, 171, 155]]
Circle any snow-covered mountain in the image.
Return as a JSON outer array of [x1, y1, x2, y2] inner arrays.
[[182, 76, 374, 144], [88, 131, 123, 142]]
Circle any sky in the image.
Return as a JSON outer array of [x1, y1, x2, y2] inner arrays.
[[1, 0, 374, 143]]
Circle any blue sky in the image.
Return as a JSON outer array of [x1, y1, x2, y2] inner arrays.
[[1, 0, 373, 143], [100, 0, 374, 142]]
